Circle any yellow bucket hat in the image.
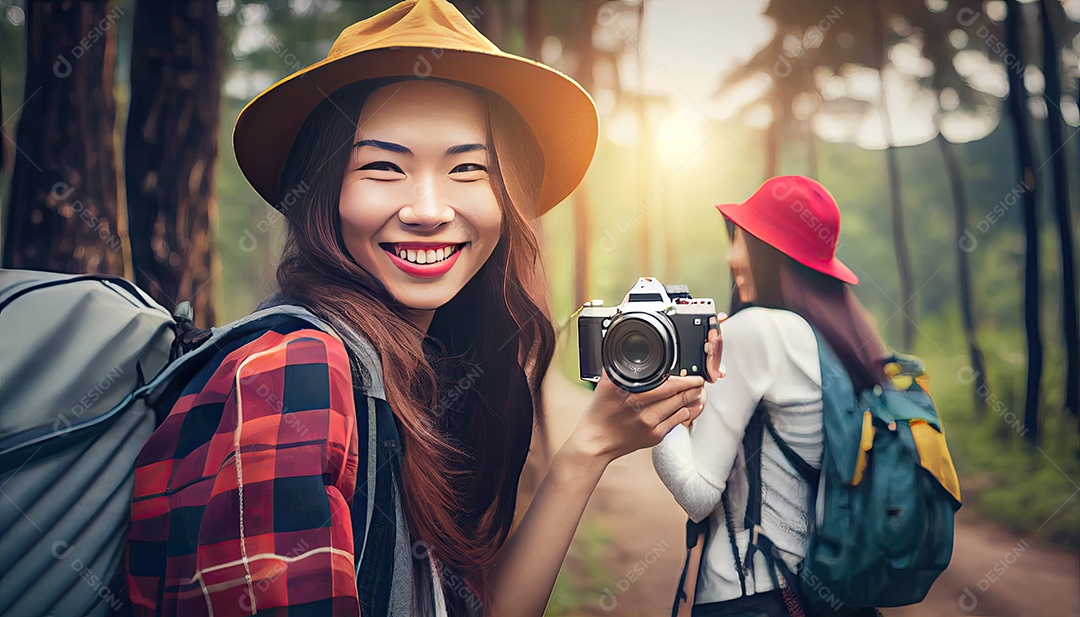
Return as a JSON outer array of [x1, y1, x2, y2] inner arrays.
[[232, 0, 599, 216]]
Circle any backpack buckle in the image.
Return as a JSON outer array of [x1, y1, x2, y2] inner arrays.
[[170, 303, 212, 360]]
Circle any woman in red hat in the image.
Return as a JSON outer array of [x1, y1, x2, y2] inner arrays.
[[125, 2, 718, 616], [653, 176, 886, 616]]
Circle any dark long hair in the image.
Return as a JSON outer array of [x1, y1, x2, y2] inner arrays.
[[732, 229, 887, 391], [272, 78, 555, 597]]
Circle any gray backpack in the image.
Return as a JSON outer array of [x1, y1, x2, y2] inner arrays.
[[0, 269, 336, 617]]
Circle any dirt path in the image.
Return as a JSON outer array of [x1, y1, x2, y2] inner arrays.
[[537, 369, 1080, 617]]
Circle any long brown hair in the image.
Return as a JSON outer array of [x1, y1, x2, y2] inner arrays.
[[273, 78, 554, 594], [733, 229, 887, 391]]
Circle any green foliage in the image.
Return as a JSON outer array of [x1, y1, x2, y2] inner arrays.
[[1, 0, 1076, 546], [922, 339, 1080, 549], [551, 111, 1079, 544], [213, 0, 399, 322], [544, 519, 613, 616], [0, 7, 27, 229]]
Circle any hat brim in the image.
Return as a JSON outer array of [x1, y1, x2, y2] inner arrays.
[[716, 203, 859, 285], [233, 46, 597, 217]]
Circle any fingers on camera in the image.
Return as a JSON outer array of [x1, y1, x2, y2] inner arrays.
[[683, 387, 703, 407], [656, 406, 693, 435]]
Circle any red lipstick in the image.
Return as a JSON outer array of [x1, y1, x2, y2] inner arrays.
[[382, 243, 464, 279]]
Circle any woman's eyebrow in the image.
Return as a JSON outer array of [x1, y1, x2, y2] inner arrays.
[[354, 139, 412, 155], [446, 143, 486, 155]]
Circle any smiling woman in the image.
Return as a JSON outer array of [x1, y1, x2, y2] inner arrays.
[[123, 2, 716, 616], [269, 74, 558, 612], [339, 81, 503, 319]]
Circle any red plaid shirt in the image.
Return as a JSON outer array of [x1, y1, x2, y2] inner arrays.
[[126, 326, 361, 616]]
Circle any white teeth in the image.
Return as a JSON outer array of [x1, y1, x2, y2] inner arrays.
[[394, 244, 460, 264]]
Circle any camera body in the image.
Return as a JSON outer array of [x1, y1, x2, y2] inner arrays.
[[578, 277, 716, 393]]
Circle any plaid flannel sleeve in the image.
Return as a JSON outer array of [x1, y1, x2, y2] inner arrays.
[[128, 329, 362, 616]]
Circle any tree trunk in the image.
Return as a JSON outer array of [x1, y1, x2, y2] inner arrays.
[[569, 3, 599, 309], [636, 0, 651, 276], [1005, 0, 1042, 442], [524, 0, 542, 59], [874, 7, 915, 350], [0, 66, 5, 173], [883, 144, 914, 349], [1040, 0, 1079, 417], [802, 63, 818, 179], [124, 0, 220, 327], [3, 0, 124, 275], [764, 32, 785, 180], [938, 132, 989, 416], [475, 0, 504, 48]]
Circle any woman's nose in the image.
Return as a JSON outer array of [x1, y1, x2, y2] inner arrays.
[[398, 180, 455, 229]]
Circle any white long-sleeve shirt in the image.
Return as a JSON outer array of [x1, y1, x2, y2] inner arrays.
[[652, 306, 824, 604]]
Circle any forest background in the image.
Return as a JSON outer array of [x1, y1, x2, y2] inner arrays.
[[1, 1, 1078, 614]]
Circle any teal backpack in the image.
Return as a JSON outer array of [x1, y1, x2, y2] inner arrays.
[[674, 328, 962, 616]]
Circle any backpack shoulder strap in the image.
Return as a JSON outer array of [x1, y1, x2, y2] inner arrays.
[[742, 403, 814, 615], [671, 516, 711, 617], [740, 403, 768, 576], [762, 416, 820, 486], [140, 304, 340, 407], [809, 325, 865, 488], [255, 292, 386, 400]]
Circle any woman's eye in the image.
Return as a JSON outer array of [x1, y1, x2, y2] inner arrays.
[[450, 163, 487, 175], [358, 161, 404, 174]]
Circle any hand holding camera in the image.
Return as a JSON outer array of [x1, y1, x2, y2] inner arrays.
[[561, 278, 724, 464], [569, 371, 708, 464], [579, 277, 723, 392]]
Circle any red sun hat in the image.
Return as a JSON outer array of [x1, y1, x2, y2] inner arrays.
[[716, 175, 858, 285]]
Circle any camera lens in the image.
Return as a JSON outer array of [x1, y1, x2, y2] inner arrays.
[[621, 333, 651, 365], [603, 312, 676, 392]]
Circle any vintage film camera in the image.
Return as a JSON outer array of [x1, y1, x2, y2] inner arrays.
[[578, 277, 716, 393]]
